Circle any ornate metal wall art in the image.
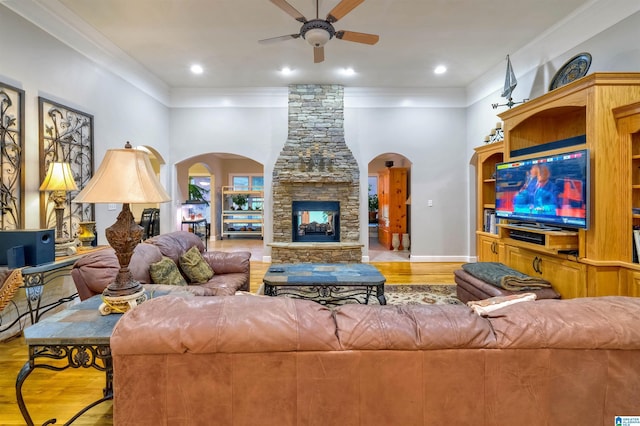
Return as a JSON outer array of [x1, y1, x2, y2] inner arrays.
[[39, 97, 94, 239], [0, 82, 25, 229]]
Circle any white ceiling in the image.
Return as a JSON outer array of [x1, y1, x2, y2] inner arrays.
[[6, 0, 608, 93]]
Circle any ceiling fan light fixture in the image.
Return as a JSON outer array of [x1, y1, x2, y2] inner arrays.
[[304, 28, 331, 47]]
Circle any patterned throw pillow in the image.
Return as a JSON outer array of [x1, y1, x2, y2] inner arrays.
[[149, 257, 187, 286], [179, 246, 214, 284]]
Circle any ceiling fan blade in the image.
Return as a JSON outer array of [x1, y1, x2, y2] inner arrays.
[[335, 30, 379, 45], [314, 46, 325, 63], [326, 0, 364, 23], [269, 0, 307, 22], [258, 34, 301, 44]]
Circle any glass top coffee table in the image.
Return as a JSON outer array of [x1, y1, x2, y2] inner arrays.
[[262, 263, 386, 305]]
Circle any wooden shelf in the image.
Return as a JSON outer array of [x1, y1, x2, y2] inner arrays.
[[498, 224, 579, 254], [484, 73, 640, 297], [221, 187, 264, 239], [474, 141, 504, 260]]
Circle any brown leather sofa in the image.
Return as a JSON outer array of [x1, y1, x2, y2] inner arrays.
[[71, 231, 250, 299], [111, 294, 640, 425]]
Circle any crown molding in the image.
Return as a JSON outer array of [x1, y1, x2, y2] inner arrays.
[[1, 0, 170, 105]]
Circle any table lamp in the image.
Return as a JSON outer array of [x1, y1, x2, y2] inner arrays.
[[39, 162, 79, 256], [73, 142, 171, 314]]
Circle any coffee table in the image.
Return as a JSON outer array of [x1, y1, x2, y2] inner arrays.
[[263, 263, 386, 305]]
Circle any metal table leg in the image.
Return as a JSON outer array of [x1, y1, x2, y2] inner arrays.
[[16, 344, 113, 426]]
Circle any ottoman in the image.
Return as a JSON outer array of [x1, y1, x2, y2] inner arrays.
[[454, 268, 561, 303]]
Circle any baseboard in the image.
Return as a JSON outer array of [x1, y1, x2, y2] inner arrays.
[[409, 255, 475, 263], [259, 254, 476, 263]]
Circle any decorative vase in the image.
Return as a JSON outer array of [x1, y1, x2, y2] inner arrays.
[[391, 233, 400, 251], [78, 221, 96, 247], [402, 233, 410, 251]]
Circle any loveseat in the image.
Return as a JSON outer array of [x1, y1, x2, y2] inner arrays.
[[71, 231, 250, 299], [111, 294, 640, 425]]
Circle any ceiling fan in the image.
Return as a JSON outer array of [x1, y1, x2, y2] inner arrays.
[[259, 0, 379, 63]]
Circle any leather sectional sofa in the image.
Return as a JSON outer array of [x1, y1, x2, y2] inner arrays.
[[71, 231, 250, 299], [110, 294, 640, 425]]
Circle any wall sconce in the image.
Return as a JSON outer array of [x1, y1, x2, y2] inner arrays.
[[39, 162, 79, 256], [73, 142, 170, 315]]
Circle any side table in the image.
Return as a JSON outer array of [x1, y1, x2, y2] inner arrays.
[[15, 295, 120, 426], [1, 246, 107, 340]]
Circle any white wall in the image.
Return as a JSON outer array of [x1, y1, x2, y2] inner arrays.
[[0, 6, 171, 244], [169, 99, 468, 261], [346, 107, 467, 261]]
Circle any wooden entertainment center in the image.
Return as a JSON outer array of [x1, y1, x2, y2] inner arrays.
[[475, 73, 640, 298]]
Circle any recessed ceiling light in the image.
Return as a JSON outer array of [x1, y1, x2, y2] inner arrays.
[[434, 65, 447, 74], [190, 64, 204, 75], [341, 67, 356, 76], [280, 66, 293, 75]]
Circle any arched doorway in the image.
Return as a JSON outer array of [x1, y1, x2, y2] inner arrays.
[[368, 153, 412, 261], [175, 153, 264, 258]]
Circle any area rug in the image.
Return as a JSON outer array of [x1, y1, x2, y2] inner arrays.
[[383, 284, 462, 306], [256, 284, 462, 307]]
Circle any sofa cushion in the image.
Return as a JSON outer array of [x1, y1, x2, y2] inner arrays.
[[179, 246, 214, 283], [145, 231, 205, 264], [149, 257, 188, 286], [203, 251, 251, 275], [128, 243, 163, 284], [335, 304, 496, 350], [111, 295, 341, 354], [197, 273, 248, 296], [487, 296, 640, 349]]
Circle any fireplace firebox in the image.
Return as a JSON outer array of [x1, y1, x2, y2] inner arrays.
[[292, 201, 340, 242]]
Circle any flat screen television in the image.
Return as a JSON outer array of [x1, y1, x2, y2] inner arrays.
[[495, 149, 590, 229]]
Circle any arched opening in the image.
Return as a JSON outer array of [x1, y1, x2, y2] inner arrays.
[[175, 153, 264, 259], [368, 153, 412, 261]]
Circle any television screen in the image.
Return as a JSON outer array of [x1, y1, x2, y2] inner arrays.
[[495, 149, 589, 229]]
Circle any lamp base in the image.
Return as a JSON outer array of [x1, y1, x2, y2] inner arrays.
[[55, 240, 78, 257], [99, 289, 147, 315]]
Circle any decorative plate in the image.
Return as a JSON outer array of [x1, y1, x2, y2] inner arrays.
[[549, 52, 592, 91]]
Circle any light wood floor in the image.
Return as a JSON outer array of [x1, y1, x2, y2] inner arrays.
[[0, 261, 462, 425]]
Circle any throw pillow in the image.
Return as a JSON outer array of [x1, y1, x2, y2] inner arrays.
[[179, 246, 214, 284], [149, 257, 187, 286]]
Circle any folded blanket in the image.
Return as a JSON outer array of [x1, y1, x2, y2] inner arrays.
[[467, 293, 537, 316], [500, 275, 552, 291], [461, 262, 551, 291]]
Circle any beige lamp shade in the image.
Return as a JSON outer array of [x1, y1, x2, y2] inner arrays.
[[73, 147, 170, 204], [39, 162, 78, 192]]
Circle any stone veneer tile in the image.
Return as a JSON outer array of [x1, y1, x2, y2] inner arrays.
[[271, 85, 360, 263]]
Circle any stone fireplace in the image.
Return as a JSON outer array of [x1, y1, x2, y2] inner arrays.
[[270, 84, 362, 263]]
